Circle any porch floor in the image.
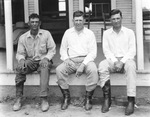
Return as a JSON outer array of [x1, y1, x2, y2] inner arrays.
[[0, 42, 150, 72]]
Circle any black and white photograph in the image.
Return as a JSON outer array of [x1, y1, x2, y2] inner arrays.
[[0, 0, 150, 117]]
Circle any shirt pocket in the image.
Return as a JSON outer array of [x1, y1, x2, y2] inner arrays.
[[39, 44, 47, 54]]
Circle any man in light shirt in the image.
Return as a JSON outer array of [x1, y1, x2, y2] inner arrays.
[[56, 10, 98, 111], [13, 13, 56, 112], [98, 9, 136, 115]]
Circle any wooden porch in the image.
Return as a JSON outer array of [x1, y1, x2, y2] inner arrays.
[[0, 43, 150, 99]]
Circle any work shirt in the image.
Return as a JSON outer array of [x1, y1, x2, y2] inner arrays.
[[60, 27, 97, 65], [16, 29, 56, 62], [103, 26, 136, 63]]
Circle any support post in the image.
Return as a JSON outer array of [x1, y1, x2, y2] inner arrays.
[[135, 0, 144, 70], [4, 0, 13, 71]]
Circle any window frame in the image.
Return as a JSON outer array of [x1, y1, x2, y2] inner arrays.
[[84, 0, 111, 22]]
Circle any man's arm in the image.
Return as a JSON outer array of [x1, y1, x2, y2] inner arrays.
[[103, 31, 118, 63], [120, 30, 136, 63], [76, 31, 97, 77], [82, 32, 97, 65], [44, 32, 56, 61], [60, 31, 69, 61], [16, 36, 26, 62]]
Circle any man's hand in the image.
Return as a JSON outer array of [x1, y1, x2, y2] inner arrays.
[[39, 58, 49, 68], [76, 63, 85, 77], [18, 59, 25, 70], [114, 61, 124, 72], [25, 59, 37, 70]]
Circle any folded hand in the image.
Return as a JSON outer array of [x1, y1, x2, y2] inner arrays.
[[39, 58, 49, 68], [114, 61, 124, 72], [76, 63, 85, 77]]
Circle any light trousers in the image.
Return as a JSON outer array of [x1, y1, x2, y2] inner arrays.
[[98, 59, 136, 97], [56, 57, 99, 91]]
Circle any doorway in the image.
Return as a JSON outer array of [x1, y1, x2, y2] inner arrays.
[[39, 0, 69, 43]]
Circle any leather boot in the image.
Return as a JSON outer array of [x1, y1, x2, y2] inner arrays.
[[13, 83, 24, 111], [59, 86, 70, 110], [84, 90, 95, 111], [125, 97, 135, 115], [41, 96, 49, 112], [101, 80, 111, 113]]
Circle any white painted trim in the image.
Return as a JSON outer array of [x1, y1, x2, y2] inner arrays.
[[34, 0, 39, 14], [79, 0, 84, 11], [4, 0, 13, 71], [111, 0, 116, 9], [69, 0, 73, 28], [24, 0, 29, 23], [132, 0, 135, 23], [0, 73, 150, 86], [135, 0, 144, 70]]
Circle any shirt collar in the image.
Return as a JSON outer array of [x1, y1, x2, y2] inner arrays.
[[110, 26, 125, 34], [71, 27, 86, 34], [27, 29, 43, 38]]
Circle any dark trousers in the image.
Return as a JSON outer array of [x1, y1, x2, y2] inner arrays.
[[15, 60, 52, 97]]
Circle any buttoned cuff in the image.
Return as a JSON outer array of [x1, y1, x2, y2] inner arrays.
[[17, 56, 25, 62]]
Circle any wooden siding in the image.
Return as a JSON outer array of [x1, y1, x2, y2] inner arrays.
[[116, 0, 135, 32], [73, 0, 79, 12], [84, 23, 104, 43], [28, 0, 34, 15]]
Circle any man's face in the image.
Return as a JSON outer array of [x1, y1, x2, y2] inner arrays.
[[73, 16, 84, 31], [28, 18, 41, 31], [110, 13, 122, 29]]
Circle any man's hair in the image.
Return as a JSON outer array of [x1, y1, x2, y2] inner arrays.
[[109, 9, 122, 18], [29, 13, 40, 21], [73, 10, 85, 18]]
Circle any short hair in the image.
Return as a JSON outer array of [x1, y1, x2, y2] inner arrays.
[[109, 9, 122, 18], [73, 10, 85, 18], [29, 13, 40, 21]]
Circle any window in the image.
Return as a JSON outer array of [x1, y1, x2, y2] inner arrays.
[[39, 0, 69, 43], [142, 0, 150, 20], [59, 0, 66, 16], [84, 0, 111, 21]]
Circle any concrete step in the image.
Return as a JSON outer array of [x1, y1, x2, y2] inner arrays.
[[0, 69, 150, 99], [0, 70, 150, 86]]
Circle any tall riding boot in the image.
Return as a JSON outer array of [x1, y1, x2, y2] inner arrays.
[[59, 86, 70, 110], [13, 82, 24, 111], [84, 90, 95, 111], [125, 97, 135, 115], [101, 80, 111, 113]]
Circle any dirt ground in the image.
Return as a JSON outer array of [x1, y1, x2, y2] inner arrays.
[[0, 96, 150, 117]]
